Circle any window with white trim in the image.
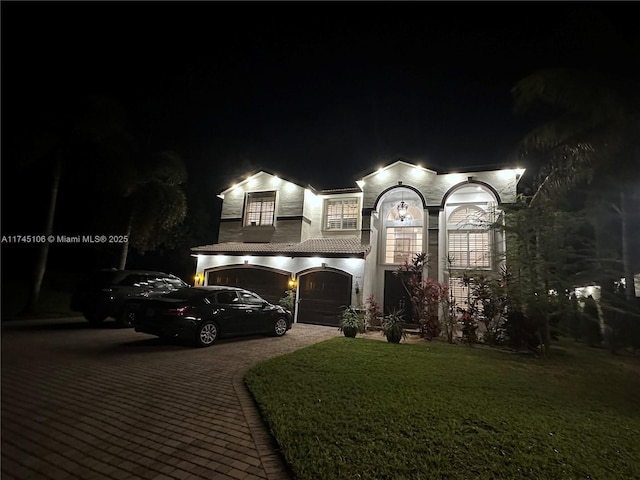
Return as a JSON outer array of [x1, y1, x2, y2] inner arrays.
[[385, 227, 423, 263], [245, 192, 276, 226], [448, 206, 491, 269], [325, 198, 359, 230]]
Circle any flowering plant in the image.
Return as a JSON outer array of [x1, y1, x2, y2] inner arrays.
[[365, 294, 382, 328], [395, 253, 449, 340]]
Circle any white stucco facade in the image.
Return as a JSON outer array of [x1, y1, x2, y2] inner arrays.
[[192, 159, 524, 326]]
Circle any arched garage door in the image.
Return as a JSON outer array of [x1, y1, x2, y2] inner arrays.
[[207, 267, 289, 305], [297, 270, 351, 326]]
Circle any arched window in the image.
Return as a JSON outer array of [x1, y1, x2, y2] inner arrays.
[[383, 198, 423, 264], [447, 206, 491, 269]]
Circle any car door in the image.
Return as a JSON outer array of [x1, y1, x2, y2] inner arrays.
[[236, 290, 272, 334], [212, 290, 245, 335]]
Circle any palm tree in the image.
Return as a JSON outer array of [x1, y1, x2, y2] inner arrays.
[[511, 67, 640, 300]]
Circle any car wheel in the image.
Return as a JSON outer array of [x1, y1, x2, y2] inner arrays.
[[84, 312, 106, 326], [195, 321, 218, 347], [273, 317, 289, 337], [118, 305, 137, 328]]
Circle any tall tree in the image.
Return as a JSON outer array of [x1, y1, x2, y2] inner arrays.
[[511, 68, 640, 300], [17, 94, 133, 312], [501, 194, 600, 354], [115, 150, 188, 269]]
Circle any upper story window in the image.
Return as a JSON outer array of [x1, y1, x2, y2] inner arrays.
[[325, 198, 359, 230], [382, 195, 424, 264], [245, 191, 276, 226], [385, 226, 423, 264], [447, 206, 491, 269]]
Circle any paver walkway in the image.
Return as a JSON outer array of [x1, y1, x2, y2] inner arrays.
[[1, 317, 341, 480]]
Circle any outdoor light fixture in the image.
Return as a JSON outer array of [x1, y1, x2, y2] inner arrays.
[[397, 200, 409, 221]]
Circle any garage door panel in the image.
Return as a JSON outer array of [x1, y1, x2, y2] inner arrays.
[[298, 299, 345, 326], [298, 271, 350, 327]]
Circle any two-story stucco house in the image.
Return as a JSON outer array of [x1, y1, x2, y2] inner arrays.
[[191, 159, 524, 326]]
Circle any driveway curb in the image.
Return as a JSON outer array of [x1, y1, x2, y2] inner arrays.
[[232, 368, 291, 480]]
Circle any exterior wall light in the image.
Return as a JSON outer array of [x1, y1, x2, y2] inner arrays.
[[288, 276, 297, 289]]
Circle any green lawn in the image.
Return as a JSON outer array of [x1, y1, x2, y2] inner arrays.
[[245, 337, 640, 480]]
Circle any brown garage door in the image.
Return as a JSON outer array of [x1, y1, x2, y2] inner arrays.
[[297, 270, 351, 326], [207, 268, 289, 305]]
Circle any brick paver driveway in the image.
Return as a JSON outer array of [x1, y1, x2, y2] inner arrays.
[[1, 317, 341, 480]]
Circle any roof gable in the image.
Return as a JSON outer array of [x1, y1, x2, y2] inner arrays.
[[360, 159, 437, 182], [219, 170, 307, 196]]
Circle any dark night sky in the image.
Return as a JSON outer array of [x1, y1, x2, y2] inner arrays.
[[1, 1, 639, 275]]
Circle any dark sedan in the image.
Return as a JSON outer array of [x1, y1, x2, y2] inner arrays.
[[133, 286, 292, 347]]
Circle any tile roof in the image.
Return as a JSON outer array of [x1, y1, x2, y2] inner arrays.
[[191, 236, 371, 258]]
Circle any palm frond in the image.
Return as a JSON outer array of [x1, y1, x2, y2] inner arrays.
[[512, 68, 640, 206]]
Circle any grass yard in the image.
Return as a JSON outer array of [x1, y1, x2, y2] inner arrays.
[[245, 337, 640, 480]]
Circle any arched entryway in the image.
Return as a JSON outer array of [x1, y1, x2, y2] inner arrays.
[[206, 266, 290, 305], [297, 268, 351, 326]]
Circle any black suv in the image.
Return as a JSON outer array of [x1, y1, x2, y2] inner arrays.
[[70, 269, 190, 327]]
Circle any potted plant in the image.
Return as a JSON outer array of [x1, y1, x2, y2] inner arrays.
[[339, 305, 364, 338], [382, 308, 406, 343]]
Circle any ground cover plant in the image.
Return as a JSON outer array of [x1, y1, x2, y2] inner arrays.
[[245, 337, 640, 480]]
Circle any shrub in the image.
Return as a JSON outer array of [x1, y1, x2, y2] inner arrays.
[[503, 310, 539, 352], [461, 273, 509, 346], [582, 317, 603, 347], [394, 253, 448, 340], [459, 311, 478, 345], [278, 289, 296, 312]]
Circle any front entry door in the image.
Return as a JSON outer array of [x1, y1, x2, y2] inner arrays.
[[383, 270, 413, 321]]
